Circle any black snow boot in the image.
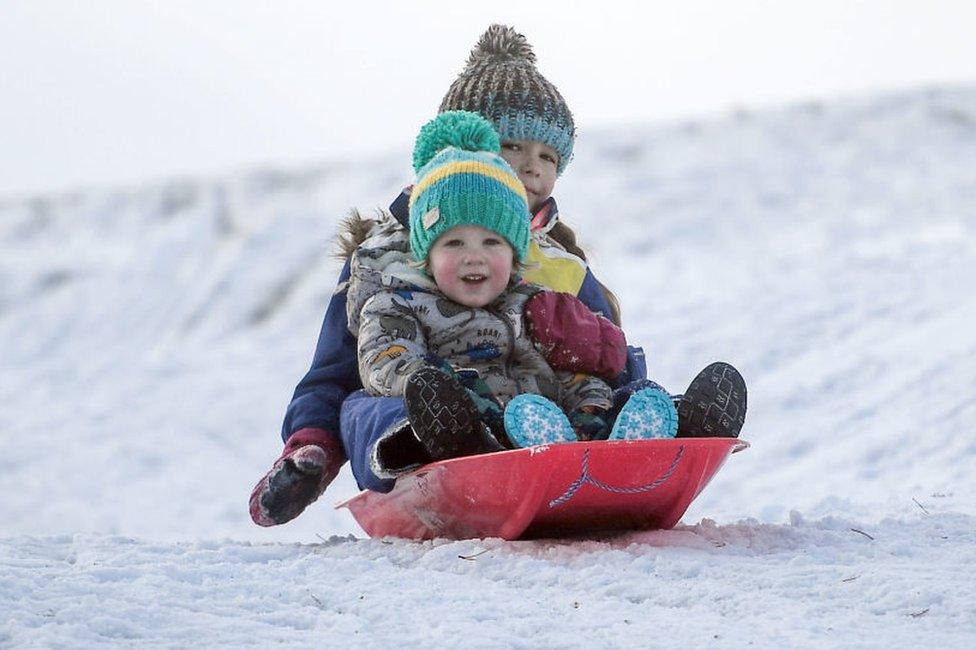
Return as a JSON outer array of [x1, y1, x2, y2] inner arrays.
[[676, 362, 747, 438], [405, 366, 506, 461]]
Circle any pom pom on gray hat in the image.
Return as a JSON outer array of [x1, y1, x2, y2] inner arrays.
[[439, 24, 576, 175]]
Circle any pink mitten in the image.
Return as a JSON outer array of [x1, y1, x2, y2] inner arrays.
[[249, 428, 346, 526]]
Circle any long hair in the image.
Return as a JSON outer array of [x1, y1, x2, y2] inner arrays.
[[547, 221, 622, 326]]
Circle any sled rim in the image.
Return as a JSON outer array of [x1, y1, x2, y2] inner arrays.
[[333, 437, 752, 510]]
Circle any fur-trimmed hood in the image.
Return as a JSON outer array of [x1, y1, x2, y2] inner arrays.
[[341, 211, 437, 335], [334, 209, 387, 262]]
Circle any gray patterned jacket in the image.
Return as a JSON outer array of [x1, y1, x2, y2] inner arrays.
[[345, 216, 612, 413]]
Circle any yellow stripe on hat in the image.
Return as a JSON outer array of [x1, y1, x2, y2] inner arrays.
[[409, 159, 528, 207]]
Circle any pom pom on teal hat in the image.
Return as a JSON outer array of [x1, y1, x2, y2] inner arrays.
[[409, 111, 531, 263]]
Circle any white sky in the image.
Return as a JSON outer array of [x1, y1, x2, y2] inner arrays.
[[2, 0, 974, 197]]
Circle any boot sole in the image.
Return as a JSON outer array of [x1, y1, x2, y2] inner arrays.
[[677, 362, 747, 438], [504, 394, 577, 448], [405, 368, 503, 460], [609, 386, 678, 440]]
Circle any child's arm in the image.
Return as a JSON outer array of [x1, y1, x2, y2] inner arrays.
[[523, 290, 626, 381], [280, 258, 360, 441], [356, 291, 430, 397]]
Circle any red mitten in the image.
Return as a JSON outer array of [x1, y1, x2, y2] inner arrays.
[[524, 291, 627, 381], [249, 428, 346, 527]]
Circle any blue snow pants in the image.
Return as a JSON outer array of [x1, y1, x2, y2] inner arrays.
[[340, 390, 411, 493]]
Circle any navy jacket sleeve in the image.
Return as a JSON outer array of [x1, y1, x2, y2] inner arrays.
[[575, 267, 614, 319], [280, 260, 363, 442]]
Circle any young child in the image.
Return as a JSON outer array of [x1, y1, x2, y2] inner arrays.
[[249, 24, 747, 526], [340, 111, 679, 489]]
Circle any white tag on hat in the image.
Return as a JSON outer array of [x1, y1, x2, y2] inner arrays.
[[423, 207, 440, 230]]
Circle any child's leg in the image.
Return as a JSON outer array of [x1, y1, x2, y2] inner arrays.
[[454, 369, 510, 448], [567, 408, 609, 442], [340, 390, 424, 493]]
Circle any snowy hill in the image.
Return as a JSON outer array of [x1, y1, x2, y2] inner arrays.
[[2, 86, 975, 646]]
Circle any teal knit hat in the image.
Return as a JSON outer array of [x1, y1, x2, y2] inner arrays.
[[409, 111, 531, 262], [439, 24, 575, 175]]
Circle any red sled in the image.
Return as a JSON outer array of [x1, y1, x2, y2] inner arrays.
[[337, 438, 748, 540]]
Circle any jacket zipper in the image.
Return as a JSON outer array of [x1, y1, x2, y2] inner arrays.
[[486, 304, 523, 396]]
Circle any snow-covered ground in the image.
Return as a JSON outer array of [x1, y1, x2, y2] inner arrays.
[[2, 86, 975, 646]]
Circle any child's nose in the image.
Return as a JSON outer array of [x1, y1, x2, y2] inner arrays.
[[518, 158, 539, 177], [461, 249, 487, 264]]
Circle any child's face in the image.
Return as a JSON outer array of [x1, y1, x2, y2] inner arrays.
[[499, 140, 559, 214], [428, 225, 515, 308]]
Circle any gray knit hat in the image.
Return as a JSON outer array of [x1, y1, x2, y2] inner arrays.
[[439, 24, 576, 175]]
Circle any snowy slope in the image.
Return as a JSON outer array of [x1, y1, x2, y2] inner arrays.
[[3, 515, 973, 647], [2, 86, 976, 646]]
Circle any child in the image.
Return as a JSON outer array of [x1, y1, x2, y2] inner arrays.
[[249, 24, 747, 526], [340, 110, 679, 489]]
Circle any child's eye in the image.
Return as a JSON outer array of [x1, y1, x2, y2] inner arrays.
[[541, 153, 558, 164], [442, 239, 463, 247], [501, 142, 520, 151], [483, 237, 503, 246]]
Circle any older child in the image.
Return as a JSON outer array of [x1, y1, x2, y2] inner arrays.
[[249, 25, 746, 526], [340, 111, 677, 489]]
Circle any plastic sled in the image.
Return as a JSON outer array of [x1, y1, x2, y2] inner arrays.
[[337, 438, 748, 540]]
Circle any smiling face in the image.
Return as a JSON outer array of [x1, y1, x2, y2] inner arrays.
[[427, 225, 515, 308], [498, 139, 559, 214]]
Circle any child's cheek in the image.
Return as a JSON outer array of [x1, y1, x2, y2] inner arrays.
[[488, 251, 515, 280]]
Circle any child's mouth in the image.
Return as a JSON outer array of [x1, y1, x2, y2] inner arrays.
[[461, 274, 488, 285]]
